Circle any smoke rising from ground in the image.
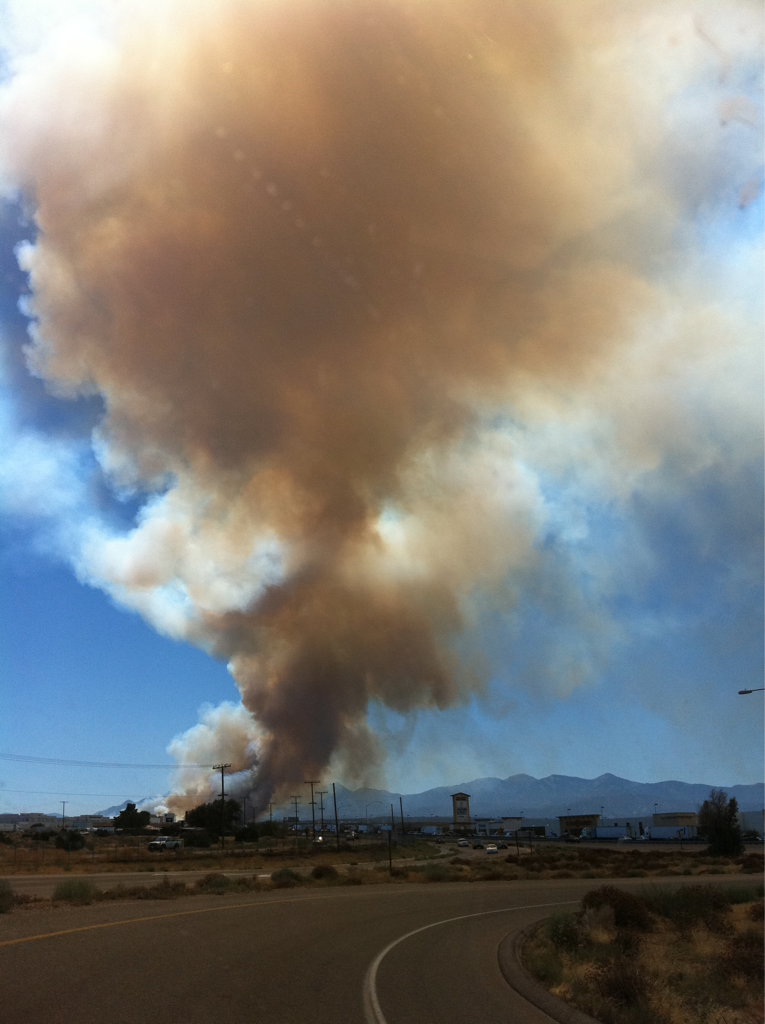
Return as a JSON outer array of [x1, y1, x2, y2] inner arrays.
[[0, 1, 761, 810]]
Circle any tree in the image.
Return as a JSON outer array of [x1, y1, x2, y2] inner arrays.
[[55, 830, 86, 851], [114, 802, 151, 832], [186, 798, 241, 834], [698, 789, 743, 857]]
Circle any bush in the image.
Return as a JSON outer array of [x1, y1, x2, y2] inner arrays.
[[271, 868, 302, 888], [423, 864, 450, 882], [748, 899, 764, 921], [311, 864, 338, 880], [182, 831, 213, 848], [55, 830, 86, 852], [593, 956, 649, 1004], [52, 879, 99, 905], [738, 852, 764, 874], [0, 880, 14, 914], [717, 930, 764, 979], [545, 912, 580, 951], [582, 886, 651, 931], [195, 872, 235, 893], [642, 885, 729, 932]]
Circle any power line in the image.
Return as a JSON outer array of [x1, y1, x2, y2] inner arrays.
[[0, 789, 148, 797], [0, 753, 214, 769]]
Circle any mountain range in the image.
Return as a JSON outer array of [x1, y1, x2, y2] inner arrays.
[[94, 773, 763, 821], [325, 773, 764, 821]]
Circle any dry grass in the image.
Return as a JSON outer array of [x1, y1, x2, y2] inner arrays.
[[521, 884, 764, 1024]]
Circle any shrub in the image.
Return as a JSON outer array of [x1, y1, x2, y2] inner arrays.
[[0, 880, 14, 914], [271, 868, 302, 888], [311, 864, 338, 880], [150, 879, 189, 899], [717, 930, 765, 979], [738, 853, 764, 874], [748, 899, 764, 921], [182, 831, 213, 848], [524, 944, 563, 986], [582, 886, 651, 931], [196, 872, 235, 893], [593, 956, 649, 1004], [642, 885, 729, 931], [52, 879, 99, 905], [545, 912, 580, 951], [55, 830, 86, 852], [423, 864, 449, 882]]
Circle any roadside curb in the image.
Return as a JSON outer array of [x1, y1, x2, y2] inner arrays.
[[498, 920, 601, 1024]]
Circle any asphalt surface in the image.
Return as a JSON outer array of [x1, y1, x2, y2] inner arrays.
[[0, 875, 753, 1024]]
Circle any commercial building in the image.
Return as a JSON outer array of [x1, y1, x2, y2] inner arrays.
[[557, 813, 600, 836], [451, 792, 471, 828], [652, 812, 697, 828]]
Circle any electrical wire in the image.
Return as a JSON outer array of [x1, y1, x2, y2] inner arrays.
[[0, 752, 213, 769]]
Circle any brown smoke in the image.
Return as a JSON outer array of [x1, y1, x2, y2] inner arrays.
[[2, 0, 710, 810]]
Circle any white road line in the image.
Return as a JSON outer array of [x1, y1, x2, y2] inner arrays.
[[362, 898, 578, 1024]]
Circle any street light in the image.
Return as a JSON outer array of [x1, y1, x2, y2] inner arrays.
[[738, 688, 765, 694], [366, 800, 382, 822]]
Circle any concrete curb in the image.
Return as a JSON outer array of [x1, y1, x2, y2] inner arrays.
[[498, 920, 602, 1024]]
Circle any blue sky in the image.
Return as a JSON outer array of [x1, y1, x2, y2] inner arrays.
[[0, 2, 762, 815]]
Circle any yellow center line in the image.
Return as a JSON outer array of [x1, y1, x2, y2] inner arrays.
[[0, 883, 440, 949], [0, 892, 340, 948]]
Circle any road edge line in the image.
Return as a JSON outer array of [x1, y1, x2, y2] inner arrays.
[[362, 899, 577, 1024]]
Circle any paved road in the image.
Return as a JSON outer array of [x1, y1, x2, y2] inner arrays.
[[0, 875, 752, 1024]]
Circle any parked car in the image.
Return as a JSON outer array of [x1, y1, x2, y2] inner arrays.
[[561, 832, 580, 843], [486, 844, 498, 855], [457, 839, 469, 847], [147, 836, 183, 851], [497, 841, 508, 849], [472, 841, 484, 849]]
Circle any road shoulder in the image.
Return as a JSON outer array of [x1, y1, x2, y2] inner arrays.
[[498, 921, 601, 1024]]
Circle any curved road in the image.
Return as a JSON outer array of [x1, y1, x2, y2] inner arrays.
[[0, 876, 749, 1024]]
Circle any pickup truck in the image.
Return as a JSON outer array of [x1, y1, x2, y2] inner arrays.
[[147, 836, 184, 851]]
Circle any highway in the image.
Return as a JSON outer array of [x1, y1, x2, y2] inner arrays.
[[0, 875, 749, 1024]]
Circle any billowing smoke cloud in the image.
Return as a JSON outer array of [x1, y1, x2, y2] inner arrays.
[[0, 1, 761, 810]]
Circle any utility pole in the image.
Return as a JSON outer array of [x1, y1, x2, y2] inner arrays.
[[61, 801, 67, 830], [213, 763, 231, 851], [268, 802, 273, 823], [305, 779, 320, 842], [242, 794, 248, 826], [390, 804, 395, 874], [332, 783, 340, 851], [399, 796, 404, 837], [317, 790, 328, 831], [291, 795, 301, 851]]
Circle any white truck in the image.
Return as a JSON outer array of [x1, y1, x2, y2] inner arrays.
[[147, 835, 184, 851]]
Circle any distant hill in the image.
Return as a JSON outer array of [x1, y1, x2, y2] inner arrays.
[[94, 799, 154, 818], [324, 774, 764, 821], [88, 775, 763, 822]]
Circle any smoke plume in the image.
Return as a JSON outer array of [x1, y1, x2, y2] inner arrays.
[[0, 0, 760, 810]]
